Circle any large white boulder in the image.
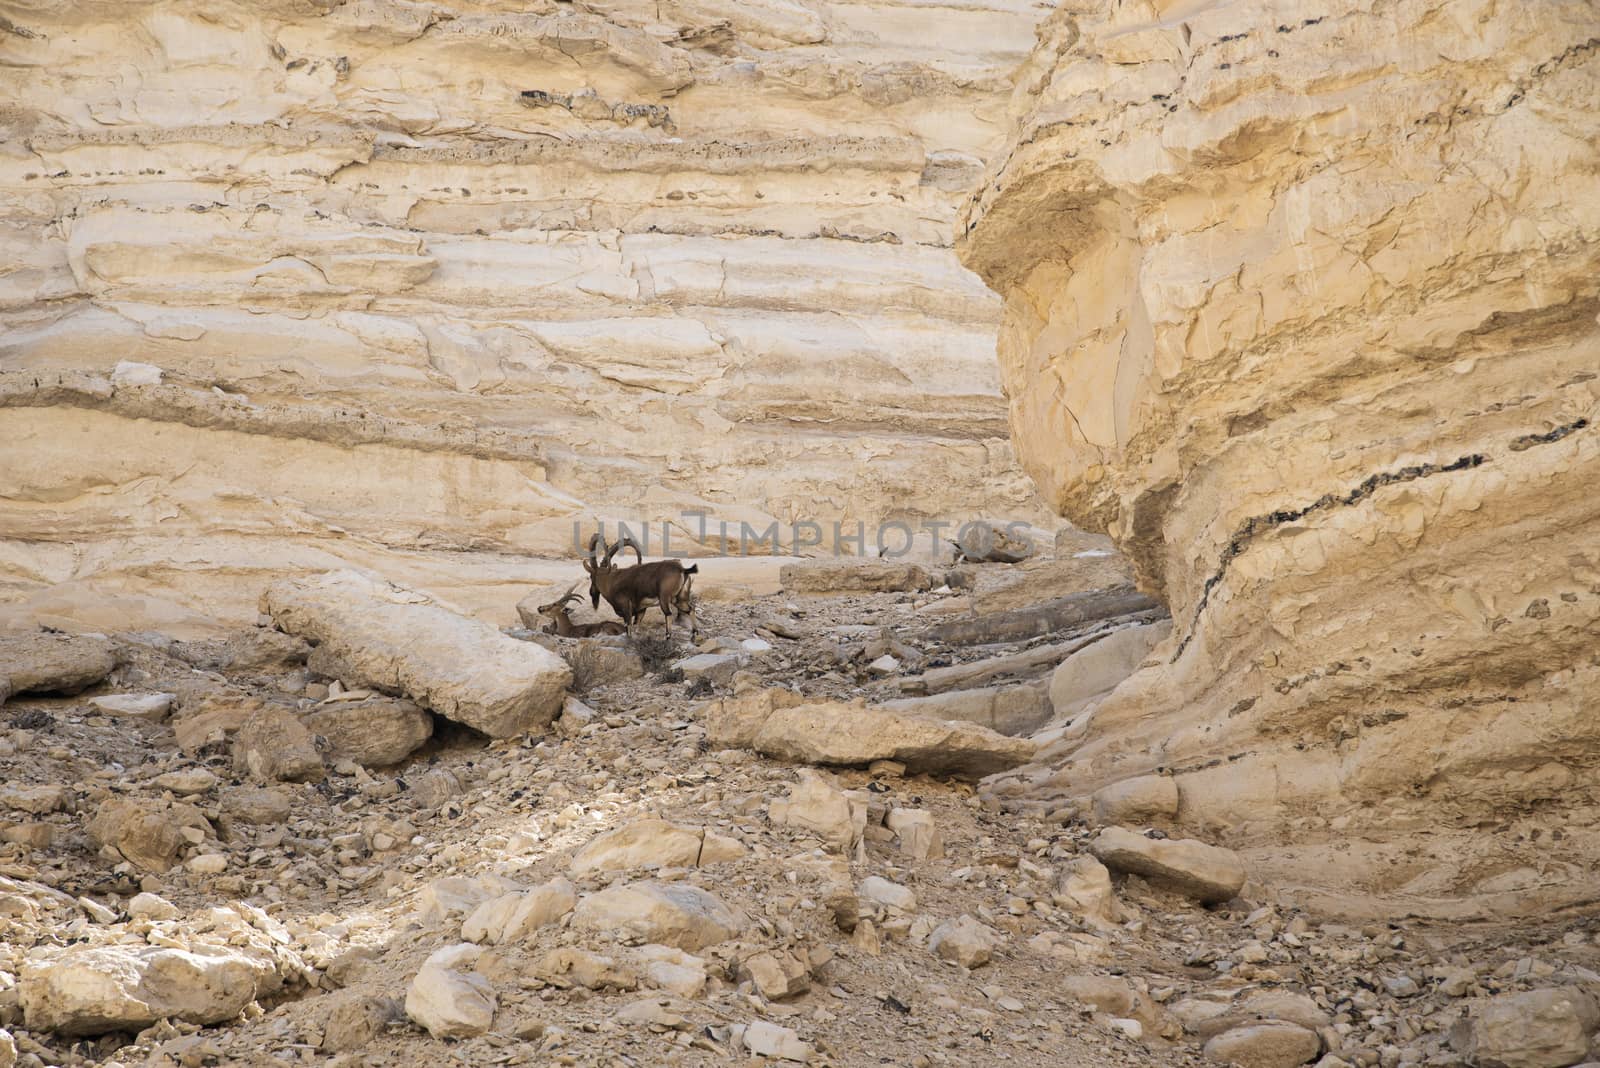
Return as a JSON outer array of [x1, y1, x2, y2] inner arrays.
[[263, 571, 571, 737], [405, 945, 496, 1039]]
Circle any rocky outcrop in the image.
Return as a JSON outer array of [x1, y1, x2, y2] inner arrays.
[[960, 1, 1600, 908], [0, 0, 1053, 632]]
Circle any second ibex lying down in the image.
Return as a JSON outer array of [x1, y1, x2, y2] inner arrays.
[[583, 533, 699, 640]]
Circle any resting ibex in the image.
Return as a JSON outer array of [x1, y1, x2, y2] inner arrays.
[[536, 582, 626, 637], [584, 533, 699, 640]]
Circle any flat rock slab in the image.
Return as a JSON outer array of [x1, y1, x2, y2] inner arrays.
[[263, 571, 571, 738], [0, 633, 116, 703], [1090, 827, 1246, 905], [779, 560, 933, 594], [707, 689, 1036, 780]]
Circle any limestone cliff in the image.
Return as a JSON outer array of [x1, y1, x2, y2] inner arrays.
[[0, 0, 1050, 628], [960, 0, 1600, 909]]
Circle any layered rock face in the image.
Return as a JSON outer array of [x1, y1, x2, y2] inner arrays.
[[961, 1, 1600, 905], [0, 0, 1050, 629]]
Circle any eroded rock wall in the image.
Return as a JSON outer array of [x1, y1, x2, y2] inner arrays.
[[0, 0, 1050, 628], [960, 0, 1600, 906]]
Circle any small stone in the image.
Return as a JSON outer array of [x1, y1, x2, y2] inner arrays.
[[868, 654, 899, 674], [737, 1019, 814, 1063], [672, 652, 745, 686], [868, 759, 906, 778], [1381, 975, 1419, 998], [321, 991, 399, 1052], [885, 808, 944, 859], [220, 786, 290, 826], [1204, 1022, 1321, 1068], [187, 853, 227, 875], [153, 768, 219, 796], [857, 876, 917, 913], [405, 945, 497, 1039], [738, 950, 810, 1001], [128, 892, 179, 920], [928, 915, 999, 968], [89, 693, 176, 720]]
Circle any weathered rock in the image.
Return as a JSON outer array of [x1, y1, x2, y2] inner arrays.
[[1194, 992, 1332, 1040], [672, 652, 745, 686], [1203, 1022, 1321, 1068], [736, 1020, 814, 1063], [461, 878, 577, 944], [263, 571, 571, 737], [738, 950, 811, 1001], [171, 695, 266, 754], [0, 785, 71, 815], [19, 944, 278, 1035], [950, 521, 1037, 564], [534, 948, 638, 991], [1090, 828, 1246, 905], [565, 640, 645, 689], [1451, 987, 1599, 1068], [405, 945, 496, 1040], [779, 560, 933, 594], [1052, 855, 1122, 927], [708, 689, 1037, 779], [85, 797, 210, 872], [879, 683, 1052, 737], [857, 876, 916, 913], [320, 991, 400, 1053], [0, 1027, 13, 1068], [1092, 775, 1179, 825], [128, 892, 178, 921], [0, 633, 115, 701], [151, 768, 217, 796], [570, 820, 746, 876], [928, 915, 999, 968], [886, 808, 944, 860], [88, 693, 176, 721], [302, 697, 433, 767], [768, 771, 867, 856], [637, 946, 707, 998], [231, 705, 323, 783], [1048, 622, 1171, 721], [961, 0, 1600, 895], [219, 786, 290, 826], [417, 874, 523, 927], [572, 881, 747, 951]]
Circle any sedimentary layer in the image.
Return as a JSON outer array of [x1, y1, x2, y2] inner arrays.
[[0, 0, 1051, 628], [959, 0, 1600, 904]]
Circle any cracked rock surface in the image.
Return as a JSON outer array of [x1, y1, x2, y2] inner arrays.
[[958, 0, 1600, 910]]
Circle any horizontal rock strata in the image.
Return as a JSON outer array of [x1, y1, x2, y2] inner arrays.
[[0, 0, 1052, 630]]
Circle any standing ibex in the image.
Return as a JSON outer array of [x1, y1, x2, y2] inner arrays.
[[536, 582, 627, 637], [584, 533, 699, 640]]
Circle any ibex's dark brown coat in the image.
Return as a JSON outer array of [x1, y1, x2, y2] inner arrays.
[[584, 534, 699, 639]]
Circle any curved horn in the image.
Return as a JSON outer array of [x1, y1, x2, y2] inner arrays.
[[615, 533, 643, 567]]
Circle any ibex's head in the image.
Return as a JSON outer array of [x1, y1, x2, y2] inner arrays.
[[582, 532, 618, 609], [538, 581, 583, 621]]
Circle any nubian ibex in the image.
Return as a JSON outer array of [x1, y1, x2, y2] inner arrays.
[[536, 581, 627, 637], [583, 533, 699, 640]]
